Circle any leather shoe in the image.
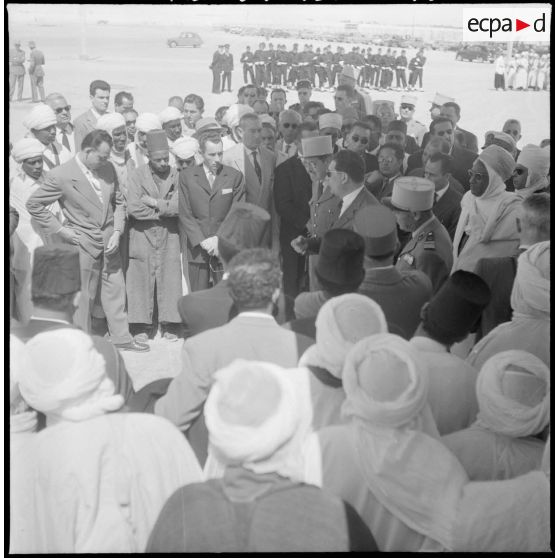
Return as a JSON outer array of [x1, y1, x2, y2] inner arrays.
[[115, 340, 150, 352]]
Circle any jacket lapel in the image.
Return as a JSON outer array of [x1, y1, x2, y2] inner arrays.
[[210, 166, 228, 199], [334, 189, 365, 228], [71, 159, 104, 211], [193, 165, 212, 195], [158, 167, 178, 199]]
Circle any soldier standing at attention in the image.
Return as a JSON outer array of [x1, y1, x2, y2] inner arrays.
[[28, 40, 46, 103], [221, 44, 233, 93], [210, 45, 224, 94], [9, 40, 26, 102], [382, 177, 453, 293], [332, 46, 345, 88], [240, 45, 255, 85], [395, 50, 408, 90], [253, 42, 267, 88], [415, 48, 427, 90], [287, 43, 300, 88], [398, 94, 427, 147]]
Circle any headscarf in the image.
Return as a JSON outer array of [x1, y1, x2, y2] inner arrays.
[[510, 240, 550, 319], [223, 103, 255, 129], [96, 112, 126, 134], [170, 136, 199, 160], [475, 350, 549, 438], [299, 293, 387, 378], [11, 138, 46, 163], [10, 335, 38, 433], [204, 359, 313, 483], [19, 329, 124, 425], [340, 333, 469, 550], [515, 144, 550, 196], [23, 104, 57, 130]]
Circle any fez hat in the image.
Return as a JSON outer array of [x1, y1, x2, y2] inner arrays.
[[315, 229, 365, 292], [422, 270, 491, 344], [146, 130, 169, 153], [216, 202, 271, 263], [387, 119, 407, 134], [32, 246, 81, 297], [353, 205, 397, 257], [301, 135, 333, 158], [296, 80, 312, 90], [382, 176, 435, 212]]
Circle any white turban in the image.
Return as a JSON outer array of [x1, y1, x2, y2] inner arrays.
[[204, 359, 313, 483], [340, 334, 469, 550], [510, 241, 550, 319], [158, 106, 183, 125], [96, 112, 126, 134], [299, 293, 387, 378], [476, 350, 549, 438], [318, 113, 343, 131], [223, 103, 255, 129], [170, 136, 199, 160], [23, 104, 57, 131], [19, 329, 124, 424], [478, 144, 516, 182], [11, 138, 46, 162], [516, 144, 550, 193], [10, 335, 38, 433], [258, 114, 277, 129], [135, 112, 162, 133]]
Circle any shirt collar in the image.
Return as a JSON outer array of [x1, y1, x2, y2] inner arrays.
[[342, 185, 364, 205], [435, 182, 450, 201], [243, 145, 259, 158], [412, 215, 436, 239], [29, 316, 71, 325], [90, 107, 103, 121], [237, 311, 275, 320]]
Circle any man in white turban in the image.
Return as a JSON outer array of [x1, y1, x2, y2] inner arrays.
[[10, 137, 63, 324], [159, 106, 184, 166], [125, 112, 162, 172], [16, 328, 202, 553], [512, 144, 550, 198], [170, 136, 200, 171], [452, 144, 522, 272], [467, 241, 550, 369], [23, 103, 72, 170], [298, 293, 388, 429], [222, 103, 255, 143], [96, 112, 128, 196], [147, 359, 377, 552], [443, 350, 549, 481]]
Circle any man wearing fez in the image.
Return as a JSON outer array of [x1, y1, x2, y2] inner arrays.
[[96, 112, 129, 197], [159, 106, 185, 167], [126, 130, 183, 342], [382, 176, 453, 293], [11, 245, 135, 403], [354, 204, 432, 340], [27, 129, 148, 352]]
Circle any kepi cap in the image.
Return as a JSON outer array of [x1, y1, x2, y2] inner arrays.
[[401, 94, 417, 106], [382, 176, 435, 212], [301, 135, 333, 158], [146, 129, 169, 154], [318, 112, 342, 131], [431, 92, 455, 107]]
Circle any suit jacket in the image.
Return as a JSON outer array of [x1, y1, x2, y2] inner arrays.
[[73, 109, 98, 152], [358, 266, 433, 340], [433, 185, 463, 240], [154, 314, 314, 432], [26, 157, 125, 259], [449, 145, 477, 192], [178, 163, 245, 263], [273, 155, 312, 244], [407, 166, 465, 195], [455, 126, 478, 154]]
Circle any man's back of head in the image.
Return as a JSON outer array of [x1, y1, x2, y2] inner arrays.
[[520, 193, 550, 246]]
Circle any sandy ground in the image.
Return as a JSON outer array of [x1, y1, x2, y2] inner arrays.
[[8, 21, 550, 386]]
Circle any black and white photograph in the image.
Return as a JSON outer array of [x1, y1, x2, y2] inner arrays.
[[8, 1, 551, 553]]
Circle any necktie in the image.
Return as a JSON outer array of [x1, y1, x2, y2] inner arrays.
[[317, 180, 324, 199], [285, 143, 293, 156], [61, 129, 71, 151], [382, 177, 390, 196], [434, 192, 439, 204], [207, 171, 215, 189], [252, 151, 262, 184]]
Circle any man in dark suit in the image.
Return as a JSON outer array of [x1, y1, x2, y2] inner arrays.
[[354, 205, 432, 339], [27, 130, 147, 352], [178, 131, 245, 292], [210, 45, 224, 94], [424, 152, 463, 240], [221, 44, 233, 93], [440, 102, 478, 154], [73, 80, 111, 152]]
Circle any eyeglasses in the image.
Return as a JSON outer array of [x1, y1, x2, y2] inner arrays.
[[351, 135, 369, 145], [512, 167, 526, 175], [54, 105, 71, 113], [400, 104, 414, 110], [378, 157, 396, 164], [282, 122, 298, 129], [325, 169, 343, 178], [467, 170, 489, 181]]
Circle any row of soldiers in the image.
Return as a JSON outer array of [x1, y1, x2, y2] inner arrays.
[[227, 42, 426, 92]]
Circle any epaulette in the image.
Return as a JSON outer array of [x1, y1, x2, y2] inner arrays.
[[424, 231, 436, 250]]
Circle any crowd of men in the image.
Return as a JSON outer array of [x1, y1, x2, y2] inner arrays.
[[211, 42, 427, 93], [493, 49, 550, 92], [9, 42, 551, 552]]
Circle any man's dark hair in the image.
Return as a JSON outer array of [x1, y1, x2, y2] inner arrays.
[[89, 79, 110, 96], [378, 142, 405, 162], [364, 114, 382, 130], [430, 116, 455, 134], [81, 129, 113, 151], [270, 88, 286, 98], [303, 101, 325, 116], [184, 93, 204, 111], [123, 108, 139, 117], [227, 249, 281, 310], [198, 131, 222, 152], [336, 84, 355, 99], [316, 107, 333, 117], [32, 293, 77, 313], [215, 105, 229, 123], [299, 120, 318, 133], [442, 101, 461, 118], [333, 149, 365, 183], [114, 91, 133, 107], [428, 152, 454, 175], [349, 121, 372, 135], [522, 193, 550, 238], [237, 85, 247, 98]]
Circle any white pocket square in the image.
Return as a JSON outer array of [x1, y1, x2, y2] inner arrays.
[[222, 188, 233, 195]]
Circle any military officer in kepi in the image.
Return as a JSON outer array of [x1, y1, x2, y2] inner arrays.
[[382, 176, 453, 293]]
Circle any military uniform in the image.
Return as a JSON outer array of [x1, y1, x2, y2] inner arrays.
[[9, 45, 26, 101], [405, 118, 427, 146], [29, 45, 46, 102], [253, 46, 267, 87], [396, 216, 453, 293], [321, 48, 334, 89], [332, 49, 344, 87], [265, 46, 276, 86], [221, 48, 233, 92], [395, 54, 408, 89], [287, 46, 299, 86], [240, 49, 255, 84]]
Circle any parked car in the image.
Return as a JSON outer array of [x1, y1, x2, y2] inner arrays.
[[167, 32, 203, 48], [455, 45, 494, 63]]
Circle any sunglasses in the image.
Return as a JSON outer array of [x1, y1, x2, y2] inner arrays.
[[325, 169, 343, 178], [378, 157, 396, 164], [513, 168, 526, 175], [468, 170, 489, 181], [400, 104, 414, 110], [282, 122, 298, 129], [351, 135, 369, 145], [54, 105, 71, 114]]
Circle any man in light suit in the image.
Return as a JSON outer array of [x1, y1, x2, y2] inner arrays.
[[222, 112, 276, 247], [73, 80, 111, 152], [178, 131, 245, 292], [154, 248, 313, 434], [26, 130, 147, 352]]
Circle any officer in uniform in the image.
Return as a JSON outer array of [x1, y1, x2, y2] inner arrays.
[[314, 47, 327, 90], [28, 40, 46, 102], [322, 44, 334, 90], [275, 44, 288, 86], [253, 42, 267, 87], [331, 46, 345, 88], [370, 48, 381, 89], [395, 49, 408, 90], [240, 45, 255, 85], [382, 176, 453, 293], [287, 43, 299, 87], [353, 47, 366, 88], [384, 48, 395, 90], [221, 44, 233, 92], [398, 94, 427, 147], [363, 47, 373, 88], [265, 42, 276, 86], [9, 40, 26, 102]]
